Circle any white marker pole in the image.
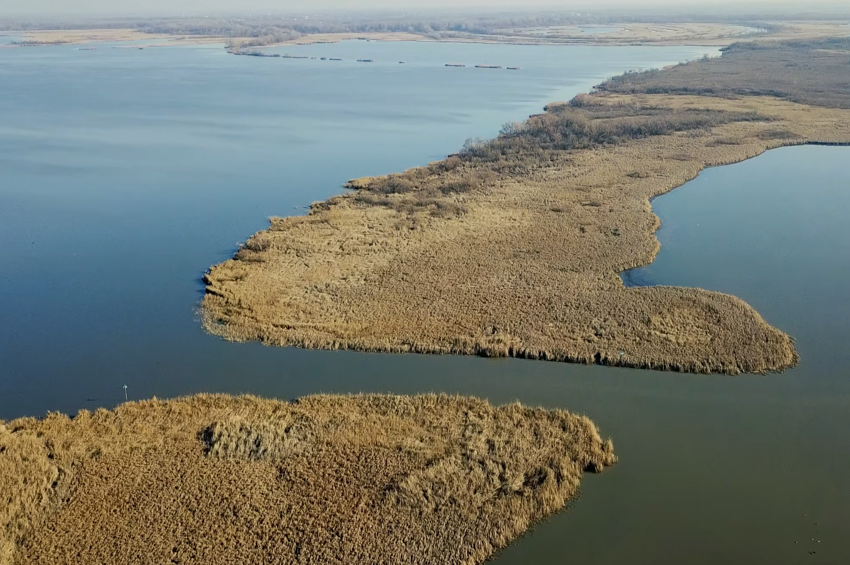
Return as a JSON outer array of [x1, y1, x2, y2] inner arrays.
[[123, 384, 128, 402]]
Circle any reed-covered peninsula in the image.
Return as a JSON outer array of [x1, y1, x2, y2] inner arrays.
[[202, 38, 850, 375], [0, 394, 615, 565]]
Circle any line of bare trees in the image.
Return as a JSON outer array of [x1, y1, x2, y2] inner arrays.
[[3, 7, 844, 36]]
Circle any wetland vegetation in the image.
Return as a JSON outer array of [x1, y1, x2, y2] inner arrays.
[[0, 394, 614, 565], [203, 38, 850, 376], [3, 13, 850, 565], [3, 9, 848, 49]]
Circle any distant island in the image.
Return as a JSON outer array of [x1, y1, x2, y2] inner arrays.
[[202, 38, 850, 375], [0, 393, 615, 564], [2, 16, 848, 50]]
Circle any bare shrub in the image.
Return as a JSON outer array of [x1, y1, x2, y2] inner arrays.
[[368, 174, 418, 195], [244, 238, 271, 252], [454, 102, 768, 167], [429, 200, 468, 218], [234, 237, 272, 262], [442, 155, 463, 172]]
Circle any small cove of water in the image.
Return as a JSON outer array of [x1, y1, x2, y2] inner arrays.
[[577, 145, 850, 564], [621, 145, 850, 377]]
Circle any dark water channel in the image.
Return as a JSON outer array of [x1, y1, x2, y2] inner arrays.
[[2, 41, 848, 563]]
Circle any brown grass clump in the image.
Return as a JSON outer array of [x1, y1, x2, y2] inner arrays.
[[0, 394, 615, 565], [202, 40, 850, 375]]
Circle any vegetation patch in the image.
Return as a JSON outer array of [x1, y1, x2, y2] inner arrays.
[[0, 394, 614, 565], [203, 39, 850, 375], [600, 38, 850, 109]]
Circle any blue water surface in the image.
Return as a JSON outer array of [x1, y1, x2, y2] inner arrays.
[[0, 40, 711, 417]]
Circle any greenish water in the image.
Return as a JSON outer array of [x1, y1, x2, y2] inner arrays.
[[2, 40, 848, 563]]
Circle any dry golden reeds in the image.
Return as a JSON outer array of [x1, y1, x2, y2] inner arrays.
[[1, 394, 615, 565], [202, 57, 850, 375]]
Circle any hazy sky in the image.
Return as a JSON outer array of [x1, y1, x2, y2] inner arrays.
[[2, 0, 843, 17]]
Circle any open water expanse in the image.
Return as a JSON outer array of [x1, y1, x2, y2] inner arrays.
[[2, 39, 849, 563]]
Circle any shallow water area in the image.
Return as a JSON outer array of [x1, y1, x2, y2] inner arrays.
[[2, 39, 848, 563], [0, 34, 24, 45]]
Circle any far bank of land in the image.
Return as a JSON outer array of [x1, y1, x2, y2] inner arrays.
[[4, 20, 848, 49]]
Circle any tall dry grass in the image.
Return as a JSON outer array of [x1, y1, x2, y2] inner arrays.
[[0, 394, 615, 565], [202, 41, 850, 375]]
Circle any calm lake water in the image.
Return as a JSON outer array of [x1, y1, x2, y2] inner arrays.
[[2, 40, 848, 563], [0, 39, 711, 417]]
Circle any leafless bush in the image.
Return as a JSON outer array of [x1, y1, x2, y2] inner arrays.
[[234, 237, 272, 262], [366, 174, 419, 195]]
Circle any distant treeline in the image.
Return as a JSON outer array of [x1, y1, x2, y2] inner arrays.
[[1, 8, 847, 37]]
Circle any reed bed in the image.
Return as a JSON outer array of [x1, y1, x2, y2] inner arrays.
[[0, 394, 615, 565], [600, 38, 850, 109], [203, 41, 850, 375]]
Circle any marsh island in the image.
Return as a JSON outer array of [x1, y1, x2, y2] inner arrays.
[[0, 394, 614, 565], [203, 38, 850, 375]]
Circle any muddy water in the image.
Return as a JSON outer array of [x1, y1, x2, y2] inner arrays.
[[2, 40, 848, 563]]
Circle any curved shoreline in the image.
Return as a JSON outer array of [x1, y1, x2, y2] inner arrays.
[[201, 42, 850, 376], [613, 135, 850, 274], [1, 393, 615, 564], [620, 139, 850, 290]]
